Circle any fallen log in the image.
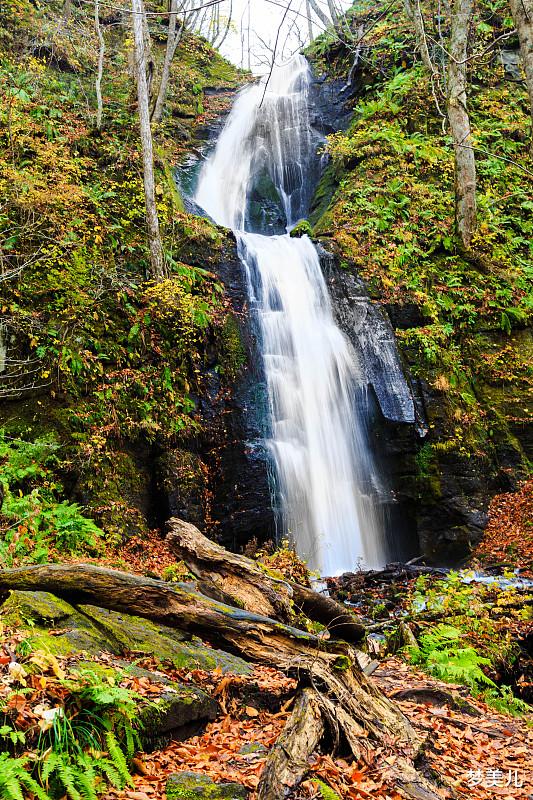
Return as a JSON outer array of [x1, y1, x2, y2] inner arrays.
[[257, 688, 324, 800], [0, 563, 445, 799], [166, 518, 365, 642]]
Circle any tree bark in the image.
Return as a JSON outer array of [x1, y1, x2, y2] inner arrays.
[[132, 0, 165, 281], [152, 0, 184, 124], [404, 0, 437, 75], [509, 0, 533, 152], [447, 0, 477, 249], [308, 0, 330, 29], [305, 0, 314, 42], [213, 0, 233, 49], [94, 0, 105, 130], [166, 518, 366, 642], [257, 689, 324, 800]]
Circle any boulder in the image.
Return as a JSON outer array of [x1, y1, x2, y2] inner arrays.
[[166, 772, 248, 799]]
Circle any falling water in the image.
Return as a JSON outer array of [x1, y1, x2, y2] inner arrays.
[[195, 55, 386, 576]]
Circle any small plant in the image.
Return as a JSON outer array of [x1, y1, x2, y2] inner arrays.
[[408, 623, 496, 690], [0, 432, 103, 566], [0, 664, 140, 799], [256, 538, 312, 586], [0, 753, 49, 800]]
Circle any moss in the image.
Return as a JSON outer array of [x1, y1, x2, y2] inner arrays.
[[415, 443, 442, 501], [289, 219, 313, 238], [1, 591, 251, 672], [77, 605, 251, 673], [165, 772, 248, 799], [333, 655, 352, 671], [218, 314, 247, 381], [1, 590, 75, 627]]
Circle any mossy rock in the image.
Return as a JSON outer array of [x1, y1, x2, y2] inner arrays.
[[289, 219, 313, 238], [77, 605, 251, 673], [1, 591, 112, 655], [73, 659, 217, 749], [166, 772, 248, 799], [1, 591, 250, 673], [140, 683, 217, 748]]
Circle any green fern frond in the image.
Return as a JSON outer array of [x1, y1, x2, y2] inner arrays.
[[104, 731, 133, 788], [0, 754, 50, 800], [96, 757, 124, 790]]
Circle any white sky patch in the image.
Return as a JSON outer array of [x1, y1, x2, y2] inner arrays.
[[208, 0, 344, 72]]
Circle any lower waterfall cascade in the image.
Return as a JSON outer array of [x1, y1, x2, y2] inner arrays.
[[194, 55, 388, 576]]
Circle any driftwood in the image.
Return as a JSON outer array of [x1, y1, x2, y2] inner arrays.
[[166, 518, 365, 642], [0, 563, 447, 799]]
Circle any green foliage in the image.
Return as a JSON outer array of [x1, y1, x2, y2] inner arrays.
[[406, 573, 532, 716], [409, 623, 496, 689], [309, 4, 532, 464], [0, 432, 103, 566], [0, 666, 139, 800], [0, 753, 49, 800], [0, 1, 242, 544]]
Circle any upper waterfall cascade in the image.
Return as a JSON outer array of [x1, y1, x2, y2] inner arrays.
[[194, 56, 388, 575]]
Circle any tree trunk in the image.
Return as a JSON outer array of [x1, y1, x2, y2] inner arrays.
[[404, 0, 437, 75], [257, 689, 324, 800], [213, 0, 233, 49], [94, 0, 105, 129], [131, 0, 165, 281], [509, 0, 533, 151], [305, 0, 314, 41], [152, 0, 184, 124], [447, 0, 477, 249], [308, 0, 330, 28], [326, 0, 338, 23], [165, 518, 366, 642]]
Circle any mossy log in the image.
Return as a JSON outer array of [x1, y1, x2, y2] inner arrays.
[[166, 518, 365, 642], [0, 563, 444, 799]]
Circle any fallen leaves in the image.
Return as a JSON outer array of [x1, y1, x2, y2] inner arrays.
[[474, 480, 533, 578]]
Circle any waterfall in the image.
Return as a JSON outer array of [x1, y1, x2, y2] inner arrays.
[[194, 55, 386, 576]]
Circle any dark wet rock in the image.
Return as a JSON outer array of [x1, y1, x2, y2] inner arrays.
[[308, 73, 356, 135], [156, 448, 207, 529], [385, 302, 433, 331], [166, 772, 248, 799], [139, 681, 217, 751], [319, 247, 416, 426], [196, 239, 275, 550]]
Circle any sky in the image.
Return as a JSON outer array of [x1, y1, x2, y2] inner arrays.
[[210, 0, 340, 72]]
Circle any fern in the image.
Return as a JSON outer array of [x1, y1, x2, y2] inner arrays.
[[313, 779, 342, 800], [0, 754, 49, 800], [410, 624, 497, 690], [105, 731, 133, 788]]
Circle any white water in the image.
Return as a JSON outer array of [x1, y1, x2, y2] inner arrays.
[[195, 55, 385, 576]]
